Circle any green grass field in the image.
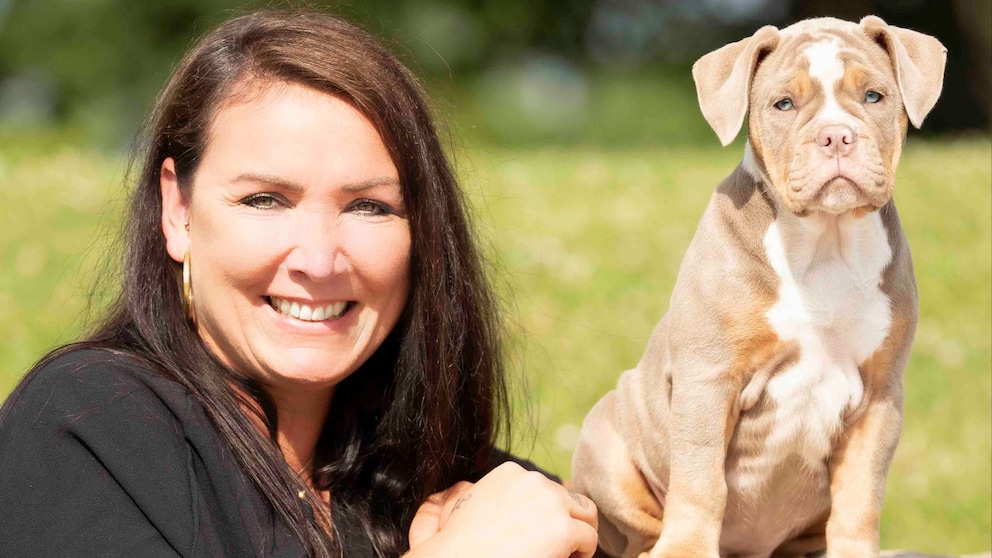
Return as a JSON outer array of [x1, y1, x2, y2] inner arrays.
[[1, 131, 989, 553]]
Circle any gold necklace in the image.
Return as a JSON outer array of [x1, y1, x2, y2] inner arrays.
[[295, 458, 315, 499]]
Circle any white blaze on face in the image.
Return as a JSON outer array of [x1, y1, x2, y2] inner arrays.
[[804, 40, 849, 125]]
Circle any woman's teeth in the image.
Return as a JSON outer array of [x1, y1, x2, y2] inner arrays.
[[269, 297, 349, 322]]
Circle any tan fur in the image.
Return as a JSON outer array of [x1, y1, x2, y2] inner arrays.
[[574, 17, 942, 558], [724, 310, 781, 378]]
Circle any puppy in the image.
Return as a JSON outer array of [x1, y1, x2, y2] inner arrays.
[[572, 16, 946, 558]]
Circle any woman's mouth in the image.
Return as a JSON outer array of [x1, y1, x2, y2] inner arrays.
[[267, 296, 352, 322]]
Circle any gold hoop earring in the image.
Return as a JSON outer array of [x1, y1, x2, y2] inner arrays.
[[183, 249, 197, 326]]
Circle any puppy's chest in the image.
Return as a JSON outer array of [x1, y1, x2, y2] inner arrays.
[[735, 216, 893, 470]]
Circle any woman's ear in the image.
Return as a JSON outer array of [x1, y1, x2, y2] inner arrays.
[[160, 157, 190, 264]]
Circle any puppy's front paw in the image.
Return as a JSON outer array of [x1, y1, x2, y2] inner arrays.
[[647, 549, 720, 558], [647, 539, 720, 558], [826, 537, 877, 558]]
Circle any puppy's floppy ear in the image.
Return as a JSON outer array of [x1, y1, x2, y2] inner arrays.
[[861, 15, 947, 129], [692, 25, 779, 147]]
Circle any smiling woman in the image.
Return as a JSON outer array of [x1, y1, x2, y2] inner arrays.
[[0, 8, 597, 558], [160, 84, 414, 483], [161, 86, 411, 397]]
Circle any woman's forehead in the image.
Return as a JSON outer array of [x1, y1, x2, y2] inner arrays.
[[196, 81, 399, 189]]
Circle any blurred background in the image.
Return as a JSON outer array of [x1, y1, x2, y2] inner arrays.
[[0, 0, 989, 553], [0, 0, 989, 144]]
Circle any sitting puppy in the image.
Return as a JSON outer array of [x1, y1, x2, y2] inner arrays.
[[572, 16, 946, 558]]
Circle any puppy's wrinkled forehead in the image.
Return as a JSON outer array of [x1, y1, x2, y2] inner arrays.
[[759, 18, 896, 102], [805, 41, 843, 86]]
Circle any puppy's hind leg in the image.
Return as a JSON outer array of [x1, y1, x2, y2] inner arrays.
[[573, 392, 665, 558]]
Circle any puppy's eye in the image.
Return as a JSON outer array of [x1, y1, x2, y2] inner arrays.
[[774, 98, 794, 111], [865, 90, 883, 104]]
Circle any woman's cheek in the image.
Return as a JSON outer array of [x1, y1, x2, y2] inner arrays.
[[216, 215, 291, 283], [345, 221, 412, 288]]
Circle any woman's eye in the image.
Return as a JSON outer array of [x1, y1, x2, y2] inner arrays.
[[349, 199, 391, 216], [865, 90, 883, 104], [240, 193, 283, 210], [774, 98, 794, 111]]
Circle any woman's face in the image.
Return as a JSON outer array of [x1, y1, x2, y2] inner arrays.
[[161, 81, 411, 396]]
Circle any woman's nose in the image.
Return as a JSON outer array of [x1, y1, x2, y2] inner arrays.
[[284, 223, 349, 281]]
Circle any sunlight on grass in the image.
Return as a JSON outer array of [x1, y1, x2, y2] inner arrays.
[[0, 133, 125, 383], [1, 133, 989, 552]]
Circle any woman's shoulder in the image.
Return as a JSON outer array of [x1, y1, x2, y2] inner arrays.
[[1, 346, 199, 447], [0, 346, 299, 557], [0, 345, 203, 489], [0, 347, 202, 554], [0, 345, 211, 499], [9, 346, 190, 415]]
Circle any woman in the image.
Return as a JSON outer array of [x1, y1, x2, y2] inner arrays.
[[0, 9, 597, 558]]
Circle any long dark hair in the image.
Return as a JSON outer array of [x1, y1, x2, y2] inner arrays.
[[4, 9, 508, 557]]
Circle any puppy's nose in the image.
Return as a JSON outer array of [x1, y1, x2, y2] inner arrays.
[[816, 124, 857, 156]]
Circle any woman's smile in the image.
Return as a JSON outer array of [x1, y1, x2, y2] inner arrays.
[[266, 296, 352, 323]]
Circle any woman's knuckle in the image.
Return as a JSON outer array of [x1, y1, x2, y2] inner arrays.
[[522, 469, 550, 487], [494, 461, 525, 476]]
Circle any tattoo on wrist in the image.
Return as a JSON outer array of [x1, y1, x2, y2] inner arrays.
[[452, 493, 472, 513]]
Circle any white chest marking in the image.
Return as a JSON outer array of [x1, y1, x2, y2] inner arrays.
[[760, 212, 893, 466]]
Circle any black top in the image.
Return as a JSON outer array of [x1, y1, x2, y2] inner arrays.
[[0, 348, 553, 557]]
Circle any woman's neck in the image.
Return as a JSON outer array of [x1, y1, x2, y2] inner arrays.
[[235, 381, 334, 486], [272, 387, 334, 480]]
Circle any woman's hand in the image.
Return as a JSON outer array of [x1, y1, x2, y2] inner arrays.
[[408, 480, 474, 548], [406, 462, 598, 558]]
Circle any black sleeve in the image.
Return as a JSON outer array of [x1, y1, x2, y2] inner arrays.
[[0, 350, 201, 557]]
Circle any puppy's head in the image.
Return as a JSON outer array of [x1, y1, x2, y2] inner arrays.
[[693, 16, 946, 216]]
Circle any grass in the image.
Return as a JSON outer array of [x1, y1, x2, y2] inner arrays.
[[1, 131, 989, 553]]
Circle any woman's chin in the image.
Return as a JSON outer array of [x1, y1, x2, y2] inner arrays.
[[260, 347, 358, 387]]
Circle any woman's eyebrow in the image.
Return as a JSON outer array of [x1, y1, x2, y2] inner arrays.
[[231, 173, 399, 193], [341, 176, 401, 192], [232, 172, 305, 192]]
